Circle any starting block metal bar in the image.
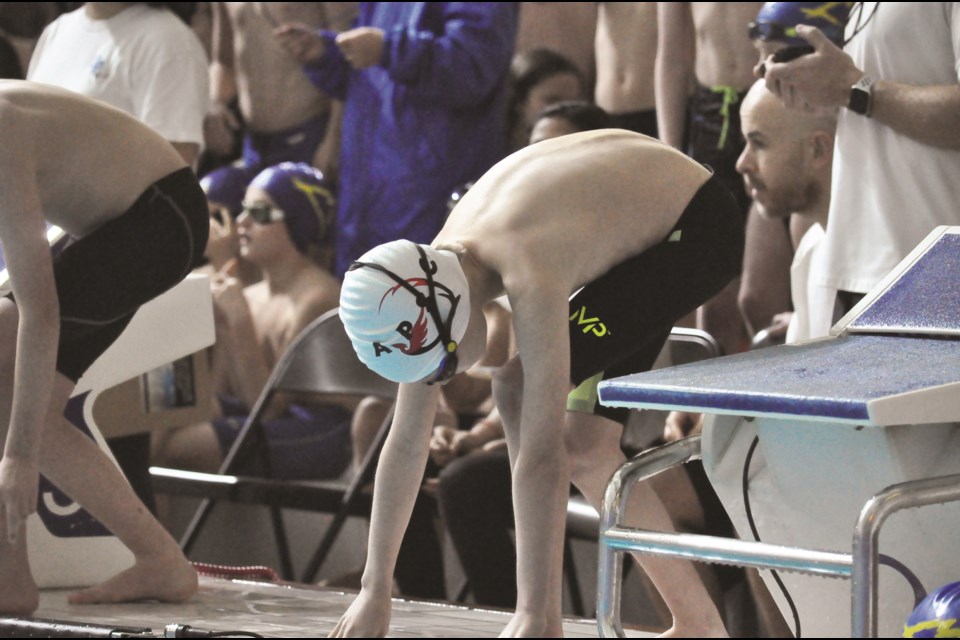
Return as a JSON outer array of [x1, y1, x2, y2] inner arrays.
[[852, 472, 960, 638], [596, 437, 960, 638]]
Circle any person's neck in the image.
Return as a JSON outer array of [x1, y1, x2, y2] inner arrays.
[[806, 172, 831, 230], [458, 245, 502, 306], [85, 3, 135, 20], [261, 251, 314, 294]]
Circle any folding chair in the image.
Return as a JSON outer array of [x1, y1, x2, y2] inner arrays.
[[151, 307, 399, 581]]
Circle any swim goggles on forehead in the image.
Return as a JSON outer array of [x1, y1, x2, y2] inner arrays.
[[241, 201, 285, 225], [748, 21, 799, 42], [348, 244, 461, 385]]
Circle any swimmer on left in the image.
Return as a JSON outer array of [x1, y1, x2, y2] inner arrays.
[[0, 80, 206, 614]]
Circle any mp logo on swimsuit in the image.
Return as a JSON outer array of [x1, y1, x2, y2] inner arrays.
[[372, 277, 456, 358], [570, 306, 610, 337]]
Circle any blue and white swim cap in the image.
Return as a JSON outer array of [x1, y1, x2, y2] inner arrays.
[[340, 240, 471, 383]]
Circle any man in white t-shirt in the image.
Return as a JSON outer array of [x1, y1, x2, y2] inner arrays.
[[763, 3, 960, 318], [736, 80, 837, 344], [27, 2, 209, 168]]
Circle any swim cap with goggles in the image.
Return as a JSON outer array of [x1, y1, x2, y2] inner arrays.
[[248, 162, 336, 254], [340, 240, 471, 384], [749, 2, 853, 47]]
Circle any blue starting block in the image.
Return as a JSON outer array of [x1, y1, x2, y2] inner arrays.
[[596, 226, 960, 638]]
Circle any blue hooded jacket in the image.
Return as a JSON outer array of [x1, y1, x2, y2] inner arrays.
[[302, 2, 519, 277]]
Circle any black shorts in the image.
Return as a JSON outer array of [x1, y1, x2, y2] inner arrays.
[[566, 172, 744, 424], [607, 109, 658, 139], [12, 167, 209, 382], [687, 83, 751, 217]]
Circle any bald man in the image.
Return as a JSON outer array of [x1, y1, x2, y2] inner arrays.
[[0, 80, 206, 614], [736, 80, 837, 343]]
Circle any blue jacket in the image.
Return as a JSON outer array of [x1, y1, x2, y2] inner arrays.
[[302, 2, 519, 277]]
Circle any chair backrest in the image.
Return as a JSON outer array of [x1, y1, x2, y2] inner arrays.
[[666, 327, 722, 365], [269, 307, 398, 401]]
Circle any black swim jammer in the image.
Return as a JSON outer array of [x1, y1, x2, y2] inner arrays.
[[566, 171, 744, 424]]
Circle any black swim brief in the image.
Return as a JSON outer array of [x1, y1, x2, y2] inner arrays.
[[566, 171, 744, 424], [687, 84, 751, 217], [20, 167, 209, 382]]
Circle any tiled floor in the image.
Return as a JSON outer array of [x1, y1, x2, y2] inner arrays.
[[20, 577, 655, 638]]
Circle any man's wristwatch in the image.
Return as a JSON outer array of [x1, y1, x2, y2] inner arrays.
[[848, 74, 875, 117]]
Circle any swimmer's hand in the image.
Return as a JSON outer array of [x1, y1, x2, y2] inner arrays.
[[205, 214, 238, 271], [329, 589, 391, 638], [274, 23, 327, 65], [0, 455, 39, 544]]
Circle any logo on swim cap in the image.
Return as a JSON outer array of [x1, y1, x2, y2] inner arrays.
[[751, 2, 853, 46], [340, 241, 471, 383]]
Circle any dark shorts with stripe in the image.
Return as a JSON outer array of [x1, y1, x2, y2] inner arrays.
[[10, 167, 209, 382], [566, 172, 744, 424]]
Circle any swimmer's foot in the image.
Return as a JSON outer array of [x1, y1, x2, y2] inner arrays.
[[0, 571, 39, 615], [68, 553, 197, 606]]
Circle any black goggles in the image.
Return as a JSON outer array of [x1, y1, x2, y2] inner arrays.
[[241, 201, 285, 225], [748, 20, 800, 42], [349, 244, 460, 385]]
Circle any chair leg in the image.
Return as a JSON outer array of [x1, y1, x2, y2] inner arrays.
[[179, 407, 275, 553], [563, 537, 586, 617], [269, 505, 295, 580], [301, 403, 395, 583]]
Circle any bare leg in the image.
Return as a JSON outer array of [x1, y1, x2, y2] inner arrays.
[[493, 356, 565, 638], [0, 299, 195, 610], [698, 277, 748, 356], [41, 374, 197, 605], [564, 411, 728, 638]]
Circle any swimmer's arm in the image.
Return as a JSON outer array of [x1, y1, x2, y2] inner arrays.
[[507, 283, 572, 611], [655, 2, 695, 150], [0, 164, 60, 537], [334, 382, 439, 637]]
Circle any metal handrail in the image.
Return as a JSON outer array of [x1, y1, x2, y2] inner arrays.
[[596, 437, 960, 638]]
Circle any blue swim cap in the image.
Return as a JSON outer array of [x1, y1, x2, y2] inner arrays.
[[750, 2, 854, 46], [200, 164, 253, 218], [904, 581, 960, 638], [249, 162, 336, 254]]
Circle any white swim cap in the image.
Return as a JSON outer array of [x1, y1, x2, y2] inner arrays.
[[340, 240, 471, 383]]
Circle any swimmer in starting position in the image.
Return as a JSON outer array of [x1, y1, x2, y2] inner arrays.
[[336, 128, 745, 637], [0, 80, 207, 614]]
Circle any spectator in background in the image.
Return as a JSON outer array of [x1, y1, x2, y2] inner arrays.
[[506, 48, 587, 153], [514, 2, 596, 92], [763, 2, 960, 320], [151, 163, 349, 483], [736, 79, 837, 344], [274, 2, 520, 278], [594, 2, 659, 138], [739, 1, 852, 345], [29, 2, 208, 168], [656, 2, 762, 357], [27, 0, 210, 514], [201, 3, 356, 185]]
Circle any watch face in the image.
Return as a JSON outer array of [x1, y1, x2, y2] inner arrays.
[[849, 88, 870, 115]]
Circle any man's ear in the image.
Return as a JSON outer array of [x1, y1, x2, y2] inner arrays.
[[810, 130, 834, 168]]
